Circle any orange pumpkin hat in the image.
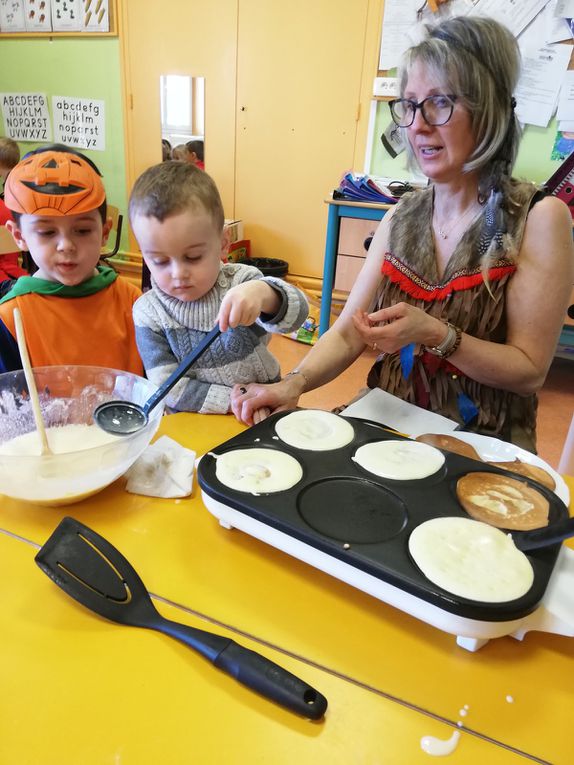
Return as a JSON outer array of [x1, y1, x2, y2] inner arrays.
[[4, 149, 105, 216]]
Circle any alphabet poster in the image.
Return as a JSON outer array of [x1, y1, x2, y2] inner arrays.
[[0, 92, 52, 142], [52, 96, 105, 150]]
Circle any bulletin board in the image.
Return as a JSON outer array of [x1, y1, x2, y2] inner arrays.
[[371, 0, 574, 179], [0, 0, 117, 37]]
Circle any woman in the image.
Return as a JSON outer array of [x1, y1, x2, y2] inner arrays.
[[232, 16, 574, 452]]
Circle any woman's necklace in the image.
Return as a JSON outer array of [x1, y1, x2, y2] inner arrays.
[[434, 201, 480, 240]]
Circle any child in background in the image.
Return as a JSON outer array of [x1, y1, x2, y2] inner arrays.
[[0, 137, 27, 283], [129, 161, 308, 418], [185, 140, 205, 170], [0, 146, 143, 374]]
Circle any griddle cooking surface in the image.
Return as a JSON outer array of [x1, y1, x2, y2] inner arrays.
[[198, 413, 568, 622]]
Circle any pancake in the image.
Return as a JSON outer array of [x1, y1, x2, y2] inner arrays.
[[415, 433, 481, 461], [274, 409, 354, 451], [352, 439, 445, 480], [409, 516, 534, 603], [456, 471, 549, 530], [215, 448, 303, 493], [487, 459, 556, 491]]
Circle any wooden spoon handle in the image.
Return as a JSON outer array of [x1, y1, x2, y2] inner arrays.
[[13, 308, 51, 456]]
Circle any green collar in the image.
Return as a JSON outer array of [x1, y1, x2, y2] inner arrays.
[[0, 266, 118, 305]]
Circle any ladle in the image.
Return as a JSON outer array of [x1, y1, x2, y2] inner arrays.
[[13, 308, 52, 455], [513, 516, 574, 552], [94, 324, 222, 436]]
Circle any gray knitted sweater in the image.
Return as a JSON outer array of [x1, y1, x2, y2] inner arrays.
[[132, 262, 308, 414]]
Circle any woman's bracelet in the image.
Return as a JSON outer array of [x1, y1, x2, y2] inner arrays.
[[283, 369, 310, 389], [424, 322, 462, 359]]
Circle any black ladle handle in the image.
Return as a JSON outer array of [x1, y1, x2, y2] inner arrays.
[[158, 617, 327, 719], [143, 324, 222, 416], [514, 516, 574, 552]]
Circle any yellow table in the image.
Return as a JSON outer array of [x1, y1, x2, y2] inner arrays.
[[1, 532, 535, 765], [1, 413, 573, 764]]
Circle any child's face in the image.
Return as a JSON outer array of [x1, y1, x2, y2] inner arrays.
[[7, 210, 111, 285], [132, 208, 227, 302]]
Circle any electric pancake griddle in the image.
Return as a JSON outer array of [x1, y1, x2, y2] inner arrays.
[[198, 413, 574, 651]]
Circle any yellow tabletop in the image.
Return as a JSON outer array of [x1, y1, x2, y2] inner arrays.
[[1, 413, 573, 764], [0, 531, 531, 765]]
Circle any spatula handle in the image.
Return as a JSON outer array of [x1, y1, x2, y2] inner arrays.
[[214, 640, 327, 720], [159, 618, 327, 719]]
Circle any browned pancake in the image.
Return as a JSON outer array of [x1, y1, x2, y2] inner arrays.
[[456, 472, 549, 531], [487, 459, 556, 491], [416, 433, 482, 461]]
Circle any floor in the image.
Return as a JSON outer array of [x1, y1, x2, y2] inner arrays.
[[268, 334, 574, 470]]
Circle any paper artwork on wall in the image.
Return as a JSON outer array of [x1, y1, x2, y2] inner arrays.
[[0, 92, 52, 142], [82, 0, 108, 32], [0, 0, 26, 32], [50, 0, 80, 31], [551, 129, 574, 160], [24, 0, 51, 31], [52, 95, 105, 150]]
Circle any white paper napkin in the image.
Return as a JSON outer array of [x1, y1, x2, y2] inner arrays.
[[124, 435, 196, 498], [341, 388, 459, 437]]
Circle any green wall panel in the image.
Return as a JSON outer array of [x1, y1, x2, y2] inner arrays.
[[0, 37, 127, 222]]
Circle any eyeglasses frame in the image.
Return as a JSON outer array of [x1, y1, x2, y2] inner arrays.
[[388, 94, 458, 128]]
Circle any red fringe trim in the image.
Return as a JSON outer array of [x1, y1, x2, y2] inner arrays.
[[382, 257, 516, 302]]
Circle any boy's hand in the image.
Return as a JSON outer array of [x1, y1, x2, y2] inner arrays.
[[217, 281, 280, 332]]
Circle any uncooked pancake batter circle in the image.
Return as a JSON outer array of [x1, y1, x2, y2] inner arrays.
[[215, 448, 303, 493], [352, 439, 445, 480], [409, 516, 534, 602], [274, 410, 354, 451]]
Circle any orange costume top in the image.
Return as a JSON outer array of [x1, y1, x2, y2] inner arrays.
[[0, 267, 143, 374]]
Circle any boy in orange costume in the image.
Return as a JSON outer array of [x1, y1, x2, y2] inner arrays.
[[0, 146, 142, 374]]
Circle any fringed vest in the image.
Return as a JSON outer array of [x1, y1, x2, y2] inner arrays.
[[367, 182, 540, 452]]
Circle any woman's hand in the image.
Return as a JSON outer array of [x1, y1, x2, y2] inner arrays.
[[352, 303, 447, 353], [218, 281, 279, 332], [231, 376, 305, 425]]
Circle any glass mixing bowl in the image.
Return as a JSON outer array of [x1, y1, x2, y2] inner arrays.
[[0, 365, 164, 506]]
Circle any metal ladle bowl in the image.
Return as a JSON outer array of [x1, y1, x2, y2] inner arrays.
[[94, 325, 221, 436]]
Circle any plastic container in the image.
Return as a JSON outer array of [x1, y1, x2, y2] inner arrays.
[[238, 257, 288, 278]]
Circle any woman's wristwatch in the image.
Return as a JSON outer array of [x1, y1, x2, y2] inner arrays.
[[424, 322, 462, 359]]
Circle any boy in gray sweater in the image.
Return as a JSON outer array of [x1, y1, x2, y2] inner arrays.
[[130, 161, 308, 418]]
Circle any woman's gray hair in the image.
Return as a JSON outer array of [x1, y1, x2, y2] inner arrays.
[[399, 16, 521, 201]]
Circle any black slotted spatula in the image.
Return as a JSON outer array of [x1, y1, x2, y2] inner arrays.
[[35, 517, 328, 720]]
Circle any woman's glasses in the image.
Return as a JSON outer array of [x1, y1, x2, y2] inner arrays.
[[388, 94, 458, 128]]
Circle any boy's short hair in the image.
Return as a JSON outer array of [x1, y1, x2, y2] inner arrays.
[[186, 139, 204, 162], [129, 161, 224, 230], [5, 144, 107, 224], [0, 137, 20, 169]]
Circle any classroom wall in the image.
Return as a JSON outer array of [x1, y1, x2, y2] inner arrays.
[[120, 0, 384, 280], [4, 4, 562, 284], [0, 37, 128, 215]]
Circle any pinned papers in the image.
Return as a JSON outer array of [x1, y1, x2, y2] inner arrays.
[[514, 43, 572, 127]]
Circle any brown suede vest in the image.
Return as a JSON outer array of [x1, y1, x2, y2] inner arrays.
[[367, 182, 540, 452]]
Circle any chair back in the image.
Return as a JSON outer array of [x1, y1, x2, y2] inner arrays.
[[101, 204, 124, 260], [0, 225, 17, 255]]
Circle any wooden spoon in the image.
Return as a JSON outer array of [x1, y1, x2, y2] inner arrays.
[[13, 308, 52, 456]]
